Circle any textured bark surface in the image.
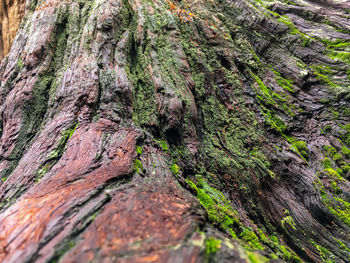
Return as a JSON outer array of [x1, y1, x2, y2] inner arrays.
[[0, 0, 349, 262]]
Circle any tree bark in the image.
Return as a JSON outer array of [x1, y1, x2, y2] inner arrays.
[[0, 0, 349, 262]]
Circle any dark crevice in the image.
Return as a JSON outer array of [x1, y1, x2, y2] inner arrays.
[[218, 54, 231, 70], [165, 127, 181, 146]]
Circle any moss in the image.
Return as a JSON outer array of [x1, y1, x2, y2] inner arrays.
[[323, 168, 343, 180], [50, 239, 76, 263], [157, 140, 168, 152], [301, 37, 311, 47], [134, 159, 143, 174], [260, 106, 288, 134], [0, 69, 59, 181], [281, 210, 296, 231], [331, 197, 350, 226], [170, 164, 180, 175], [310, 240, 336, 263], [286, 137, 309, 161], [186, 177, 292, 255], [265, 234, 302, 262], [0, 3, 77, 180], [205, 237, 221, 259], [2, 74, 53, 177], [280, 245, 293, 259], [249, 71, 296, 135], [176, 8, 269, 185], [250, 148, 270, 168], [324, 145, 337, 157], [35, 123, 78, 182], [330, 181, 342, 194], [341, 123, 350, 145], [35, 164, 51, 183], [246, 251, 268, 263], [332, 153, 342, 163], [318, 180, 350, 227], [280, 245, 303, 262], [267, 112, 287, 133], [252, 73, 277, 106], [136, 146, 143, 155], [328, 51, 350, 65], [271, 68, 295, 93], [47, 124, 78, 160], [126, 21, 158, 127], [336, 167, 344, 176], [343, 107, 350, 116], [331, 110, 339, 120], [341, 146, 350, 158], [324, 125, 332, 132], [187, 177, 240, 238], [323, 157, 331, 170], [310, 65, 338, 89], [341, 164, 350, 175], [114, 3, 345, 261], [321, 144, 348, 176], [240, 227, 264, 250], [292, 140, 308, 159], [17, 58, 25, 70], [277, 15, 309, 43], [334, 238, 350, 253], [326, 41, 350, 49]]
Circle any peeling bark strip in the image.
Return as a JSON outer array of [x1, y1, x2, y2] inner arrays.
[[0, 0, 349, 262]]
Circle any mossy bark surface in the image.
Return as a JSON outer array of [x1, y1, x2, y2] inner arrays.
[[0, 0, 349, 262]]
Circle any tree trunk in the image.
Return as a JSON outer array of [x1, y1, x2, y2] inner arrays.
[[0, 0, 349, 262]]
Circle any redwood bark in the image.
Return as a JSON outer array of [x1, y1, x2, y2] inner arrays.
[[0, 0, 349, 262]]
